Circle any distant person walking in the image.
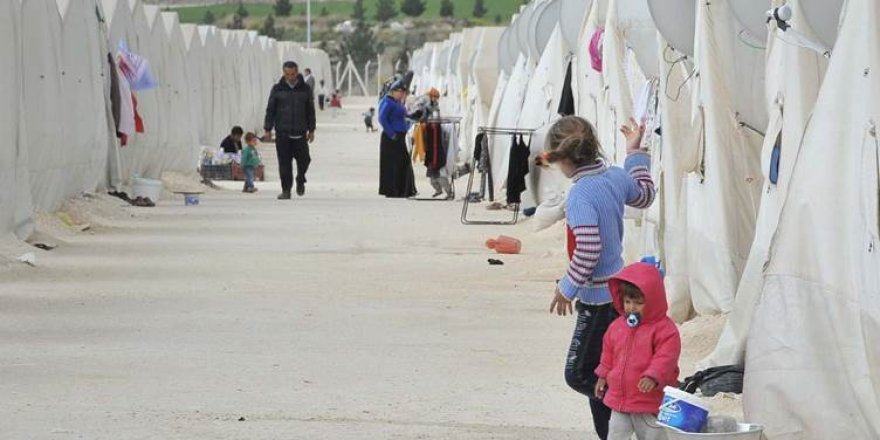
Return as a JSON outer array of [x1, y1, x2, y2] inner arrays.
[[303, 68, 316, 95], [316, 80, 327, 111], [264, 61, 316, 200]]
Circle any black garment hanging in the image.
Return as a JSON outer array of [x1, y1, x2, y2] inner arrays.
[[506, 134, 530, 204], [473, 133, 485, 162], [557, 60, 576, 116]]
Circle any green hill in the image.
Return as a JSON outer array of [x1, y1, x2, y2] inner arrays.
[[175, 0, 523, 24]]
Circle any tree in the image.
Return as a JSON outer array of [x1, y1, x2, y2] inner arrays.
[[472, 0, 487, 18], [339, 21, 379, 68], [236, 1, 249, 18], [262, 14, 278, 38], [202, 9, 216, 25], [274, 0, 292, 17], [375, 0, 397, 21], [494, 13, 502, 24], [320, 6, 329, 17], [230, 13, 245, 29], [400, 0, 425, 17], [439, 0, 454, 18], [353, 0, 366, 21]]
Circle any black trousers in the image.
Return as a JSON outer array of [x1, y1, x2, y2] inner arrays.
[[318, 95, 325, 111], [565, 302, 618, 440], [275, 135, 310, 193]]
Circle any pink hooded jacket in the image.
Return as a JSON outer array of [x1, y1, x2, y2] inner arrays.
[[595, 263, 681, 414]]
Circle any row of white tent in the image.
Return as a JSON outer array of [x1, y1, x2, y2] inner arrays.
[[0, 0, 332, 241], [412, 0, 878, 438]]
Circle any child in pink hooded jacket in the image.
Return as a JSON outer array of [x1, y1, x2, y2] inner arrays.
[[594, 262, 681, 440]]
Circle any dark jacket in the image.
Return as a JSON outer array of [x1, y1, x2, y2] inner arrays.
[[220, 135, 242, 153], [264, 75, 316, 135]]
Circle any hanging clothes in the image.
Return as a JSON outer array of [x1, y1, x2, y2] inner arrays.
[[474, 132, 493, 200], [132, 93, 144, 134], [108, 53, 121, 133], [558, 60, 576, 116], [507, 134, 530, 204], [423, 122, 448, 173], [412, 122, 426, 163], [423, 122, 451, 198]]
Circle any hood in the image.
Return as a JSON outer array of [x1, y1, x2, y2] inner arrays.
[[609, 263, 668, 323]]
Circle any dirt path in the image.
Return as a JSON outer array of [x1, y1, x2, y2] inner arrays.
[[0, 98, 596, 439]]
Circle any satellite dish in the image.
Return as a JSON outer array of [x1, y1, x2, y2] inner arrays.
[[648, 0, 696, 57], [730, 0, 769, 41], [516, 2, 537, 58], [536, 0, 563, 53], [800, 0, 844, 50], [560, 0, 591, 50], [527, 0, 550, 60], [617, 0, 660, 77]]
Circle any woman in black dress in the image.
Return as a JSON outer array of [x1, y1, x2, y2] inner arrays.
[[377, 83, 417, 198]]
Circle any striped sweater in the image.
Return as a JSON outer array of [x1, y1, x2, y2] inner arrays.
[[558, 152, 656, 304]]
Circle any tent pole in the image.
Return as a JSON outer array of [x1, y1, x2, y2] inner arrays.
[[306, 0, 311, 48], [376, 53, 382, 96], [347, 55, 369, 96]]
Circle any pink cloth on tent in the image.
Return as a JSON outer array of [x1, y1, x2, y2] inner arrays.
[[589, 27, 605, 73]]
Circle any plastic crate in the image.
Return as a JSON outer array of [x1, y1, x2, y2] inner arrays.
[[200, 164, 233, 180]]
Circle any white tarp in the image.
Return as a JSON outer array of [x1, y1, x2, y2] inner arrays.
[[0, 0, 320, 240], [516, 26, 569, 208], [0, 0, 33, 240], [703, 1, 829, 366], [686, 0, 764, 315], [20, 0, 67, 211], [744, 0, 880, 437]]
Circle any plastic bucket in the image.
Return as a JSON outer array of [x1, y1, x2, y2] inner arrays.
[[184, 194, 200, 206], [132, 177, 162, 201], [658, 386, 710, 433], [664, 424, 764, 440]]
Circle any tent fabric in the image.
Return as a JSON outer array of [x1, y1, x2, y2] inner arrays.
[[744, 0, 880, 437], [686, 0, 764, 315], [0, 0, 34, 240], [0, 0, 329, 240], [702, 5, 828, 367]]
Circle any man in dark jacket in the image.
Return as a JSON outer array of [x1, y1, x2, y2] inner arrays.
[[264, 61, 317, 199]]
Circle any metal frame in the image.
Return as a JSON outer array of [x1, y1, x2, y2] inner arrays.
[[461, 126, 536, 225], [410, 117, 463, 202]]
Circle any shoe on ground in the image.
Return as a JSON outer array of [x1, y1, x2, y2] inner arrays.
[[296, 182, 305, 196], [277, 192, 291, 200]]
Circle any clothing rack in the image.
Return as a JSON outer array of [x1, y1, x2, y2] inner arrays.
[[461, 126, 537, 225], [410, 117, 463, 202]]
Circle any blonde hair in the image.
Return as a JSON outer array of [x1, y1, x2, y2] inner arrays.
[[543, 116, 602, 166]]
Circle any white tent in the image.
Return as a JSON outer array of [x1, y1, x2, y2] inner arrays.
[[0, 0, 33, 240], [703, 1, 831, 367], [744, 0, 880, 437], [685, 0, 765, 315], [160, 12, 198, 172], [20, 0, 67, 212]]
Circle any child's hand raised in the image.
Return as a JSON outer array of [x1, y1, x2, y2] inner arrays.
[[595, 378, 607, 399], [620, 117, 646, 154], [637, 377, 658, 393]]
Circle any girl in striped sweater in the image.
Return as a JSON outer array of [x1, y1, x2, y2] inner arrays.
[[545, 116, 656, 440]]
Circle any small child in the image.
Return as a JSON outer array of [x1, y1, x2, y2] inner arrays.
[[594, 262, 681, 440], [330, 91, 342, 118], [241, 132, 261, 193], [362, 108, 376, 132]]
